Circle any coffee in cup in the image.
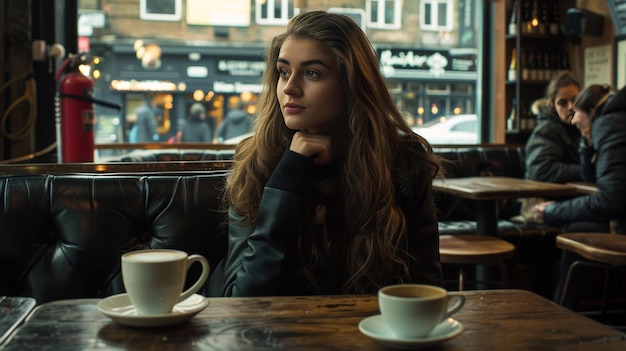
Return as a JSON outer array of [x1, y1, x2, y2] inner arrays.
[[121, 249, 210, 315], [378, 284, 465, 338]]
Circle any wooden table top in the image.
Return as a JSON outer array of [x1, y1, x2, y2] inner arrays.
[[0, 296, 36, 346], [433, 176, 579, 200], [3, 290, 625, 350]]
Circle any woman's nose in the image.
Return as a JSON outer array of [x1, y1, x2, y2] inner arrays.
[[283, 77, 302, 96]]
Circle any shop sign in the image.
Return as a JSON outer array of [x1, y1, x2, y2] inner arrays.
[[213, 81, 263, 93], [377, 48, 476, 78], [217, 60, 265, 76]]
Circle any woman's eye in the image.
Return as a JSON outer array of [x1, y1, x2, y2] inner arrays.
[[278, 68, 290, 78], [306, 70, 320, 78]]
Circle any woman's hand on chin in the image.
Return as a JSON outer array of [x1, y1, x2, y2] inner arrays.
[[290, 131, 332, 165]]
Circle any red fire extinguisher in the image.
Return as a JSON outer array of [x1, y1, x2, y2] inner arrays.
[[56, 55, 95, 162], [55, 54, 120, 163]]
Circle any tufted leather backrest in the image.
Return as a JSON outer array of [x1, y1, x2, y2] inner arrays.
[[0, 171, 229, 304], [110, 149, 236, 162]]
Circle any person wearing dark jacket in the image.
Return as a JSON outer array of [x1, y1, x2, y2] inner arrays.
[[534, 84, 626, 309], [216, 101, 252, 143], [207, 11, 444, 297], [180, 103, 212, 142], [525, 73, 581, 183]]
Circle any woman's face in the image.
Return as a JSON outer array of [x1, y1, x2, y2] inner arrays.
[[570, 107, 592, 139], [552, 84, 579, 123], [276, 37, 346, 134]]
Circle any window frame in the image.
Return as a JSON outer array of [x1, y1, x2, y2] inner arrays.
[[139, 0, 182, 22], [419, 0, 454, 32], [255, 0, 297, 26], [366, 0, 402, 30]]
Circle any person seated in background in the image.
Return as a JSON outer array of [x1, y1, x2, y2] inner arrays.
[[517, 73, 582, 223], [207, 11, 444, 297], [533, 84, 626, 309], [215, 100, 253, 143], [525, 72, 582, 183]]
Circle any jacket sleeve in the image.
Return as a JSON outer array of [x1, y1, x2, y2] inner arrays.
[[399, 174, 444, 287], [578, 139, 596, 182], [543, 115, 626, 225], [524, 124, 580, 183], [207, 151, 313, 297]]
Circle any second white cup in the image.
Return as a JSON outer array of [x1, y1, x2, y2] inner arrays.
[[378, 284, 465, 338], [121, 249, 210, 315]]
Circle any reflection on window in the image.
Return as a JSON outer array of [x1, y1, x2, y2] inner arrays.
[[256, 0, 296, 25], [140, 0, 182, 21], [367, 0, 401, 29], [420, 0, 453, 32]]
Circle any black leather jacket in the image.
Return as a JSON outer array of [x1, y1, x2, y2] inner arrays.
[[207, 150, 443, 296], [543, 86, 626, 233]]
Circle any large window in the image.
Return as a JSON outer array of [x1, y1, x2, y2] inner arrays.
[[77, 0, 483, 151], [366, 0, 402, 30]]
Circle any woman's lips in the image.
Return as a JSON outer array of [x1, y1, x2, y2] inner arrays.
[[284, 103, 305, 114]]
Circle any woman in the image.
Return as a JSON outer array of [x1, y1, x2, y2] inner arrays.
[[534, 84, 626, 308], [518, 73, 581, 223], [524, 72, 581, 183], [208, 11, 443, 297]]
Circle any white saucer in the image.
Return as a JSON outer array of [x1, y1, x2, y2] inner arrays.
[[97, 293, 209, 327], [358, 315, 463, 350]]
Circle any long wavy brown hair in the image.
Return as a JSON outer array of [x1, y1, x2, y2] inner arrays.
[[225, 11, 441, 294]]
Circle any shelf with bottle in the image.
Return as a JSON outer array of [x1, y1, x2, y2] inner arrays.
[[509, 0, 561, 38], [506, 48, 569, 84], [506, 98, 536, 134], [505, 0, 564, 142]]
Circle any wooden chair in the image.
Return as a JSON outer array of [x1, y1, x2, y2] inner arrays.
[[439, 234, 515, 291], [556, 233, 626, 313]]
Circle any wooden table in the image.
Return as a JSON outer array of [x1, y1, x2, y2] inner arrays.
[[567, 182, 598, 195], [0, 296, 36, 346], [2, 290, 625, 350], [433, 176, 579, 236]]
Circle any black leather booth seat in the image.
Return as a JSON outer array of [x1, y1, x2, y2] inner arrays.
[[0, 170, 229, 304]]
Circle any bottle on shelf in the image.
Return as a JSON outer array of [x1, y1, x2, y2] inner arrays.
[[509, 0, 518, 35], [507, 99, 519, 132], [508, 47, 517, 81], [549, 2, 560, 35], [521, 0, 531, 34], [538, 2, 549, 35], [542, 52, 551, 81], [535, 52, 545, 81], [520, 49, 529, 80], [530, 0, 539, 34], [527, 50, 537, 81]]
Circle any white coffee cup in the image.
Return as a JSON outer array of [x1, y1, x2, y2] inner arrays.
[[121, 249, 210, 315], [378, 284, 465, 338]]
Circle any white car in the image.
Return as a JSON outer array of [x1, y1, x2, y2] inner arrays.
[[412, 114, 478, 145]]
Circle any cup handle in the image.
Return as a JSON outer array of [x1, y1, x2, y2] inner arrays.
[[442, 293, 465, 320], [178, 254, 210, 302]]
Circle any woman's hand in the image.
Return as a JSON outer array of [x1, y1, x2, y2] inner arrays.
[[532, 201, 554, 224], [290, 131, 332, 165]]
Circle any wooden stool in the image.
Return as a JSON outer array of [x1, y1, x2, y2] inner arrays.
[[439, 234, 515, 291], [556, 233, 626, 312]]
